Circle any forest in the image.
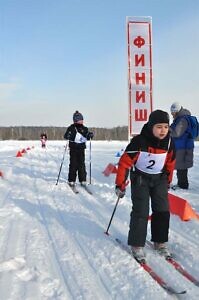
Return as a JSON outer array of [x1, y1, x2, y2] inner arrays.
[[0, 126, 128, 141]]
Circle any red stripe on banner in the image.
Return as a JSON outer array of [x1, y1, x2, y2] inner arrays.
[[127, 22, 132, 137], [148, 23, 153, 113]]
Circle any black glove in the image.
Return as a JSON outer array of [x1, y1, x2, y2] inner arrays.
[[115, 186, 125, 198], [87, 132, 94, 139], [64, 131, 71, 140]]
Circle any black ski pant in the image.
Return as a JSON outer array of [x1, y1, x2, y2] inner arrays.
[[128, 172, 170, 247], [68, 149, 87, 183], [177, 169, 189, 189]]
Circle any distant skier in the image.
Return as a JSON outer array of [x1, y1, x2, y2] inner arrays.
[[115, 110, 176, 262], [64, 111, 93, 187], [40, 132, 47, 148]]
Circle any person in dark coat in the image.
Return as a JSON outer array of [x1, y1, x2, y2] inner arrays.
[[170, 102, 194, 189], [64, 111, 93, 187], [40, 132, 47, 148], [115, 110, 176, 262]]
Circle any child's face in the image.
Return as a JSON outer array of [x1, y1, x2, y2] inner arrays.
[[171, 112, 177, 119], [152, 123, 169, 139], [75, 120, 83, 125]]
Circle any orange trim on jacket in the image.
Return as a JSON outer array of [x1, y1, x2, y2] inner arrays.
[[115, 146, 175, 188]]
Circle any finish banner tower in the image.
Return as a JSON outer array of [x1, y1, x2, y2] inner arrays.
[[127, 16, 153, 138]]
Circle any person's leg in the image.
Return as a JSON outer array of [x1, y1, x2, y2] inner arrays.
[[128, 175, 150, 247], [177, 169, 189, 189], [68, 150, 78, 183], [150, 176, 170, 243], [77, 150, 87, 183]]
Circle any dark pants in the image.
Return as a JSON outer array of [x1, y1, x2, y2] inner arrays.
[[68, 149, 87, 183], [128, 172, 170, 247], [177, 169, 189, 189], [41, 139, 46, 148]]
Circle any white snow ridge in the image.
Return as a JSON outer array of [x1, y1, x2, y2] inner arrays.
[[0, 140, 199, 300]]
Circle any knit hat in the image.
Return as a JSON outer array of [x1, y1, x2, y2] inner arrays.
[[73, 110, 83, 123], [170, 102, 182, 113], [148, 110, 170, 129]]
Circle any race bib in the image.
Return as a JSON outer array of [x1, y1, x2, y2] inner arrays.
[[135, 151, 167, 174], [75, 132, 87, 144]]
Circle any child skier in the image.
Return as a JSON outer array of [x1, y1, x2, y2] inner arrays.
[[40, 132, 47, 148], [64, 111, 93, 187], [115, 110, 176, 262]]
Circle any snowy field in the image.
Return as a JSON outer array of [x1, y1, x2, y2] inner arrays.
[[0, 140, 199, 300]]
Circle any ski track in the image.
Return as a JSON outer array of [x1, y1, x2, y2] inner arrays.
[[30, 153, 121, 299], [51, 186, 169, 299], [52, 188, 143, 299], [34, 185, 111, 299], [49, 185, 142, 299], [1, 152, 69, 299], [0, 141, 199, 299]]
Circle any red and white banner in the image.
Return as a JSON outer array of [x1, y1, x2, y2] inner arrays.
[[127, 16, 153, 137]]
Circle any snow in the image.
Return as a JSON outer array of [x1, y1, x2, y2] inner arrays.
[[0, 140, 199, 300]]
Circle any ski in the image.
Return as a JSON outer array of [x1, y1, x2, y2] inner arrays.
[[67, 183, 79, 194], [146, 240, 199, 287], [106, 235, 186, 295], [67, 183, 93, 195], [80, 184, 93, 195]]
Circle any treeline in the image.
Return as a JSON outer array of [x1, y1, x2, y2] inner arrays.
[[0, 126, 128, 141]]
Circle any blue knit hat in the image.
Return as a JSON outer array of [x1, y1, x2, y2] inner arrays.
[[73, 111, 83, 123]]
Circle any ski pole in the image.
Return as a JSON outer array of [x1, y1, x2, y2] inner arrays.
[[104, 195, 120, 235], [89, 138, 92, 184], [104, 181, 129, 235], [55, 143, 68, 185]]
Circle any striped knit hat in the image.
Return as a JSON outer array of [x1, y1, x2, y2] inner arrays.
[[73, 111, 83, 123]]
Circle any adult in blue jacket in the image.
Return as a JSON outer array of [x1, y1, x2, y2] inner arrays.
[[170, 102, 194, 189]]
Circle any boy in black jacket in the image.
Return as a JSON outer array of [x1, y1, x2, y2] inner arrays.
[[115, 110, 176, 262], [64, 111, 93, 187]]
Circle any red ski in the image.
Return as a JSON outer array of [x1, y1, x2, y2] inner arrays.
[[106, 234, 186, 295], [146, 240, 199, 287]]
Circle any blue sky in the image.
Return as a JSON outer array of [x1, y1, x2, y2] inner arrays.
[[0, 0, 199, 127]]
